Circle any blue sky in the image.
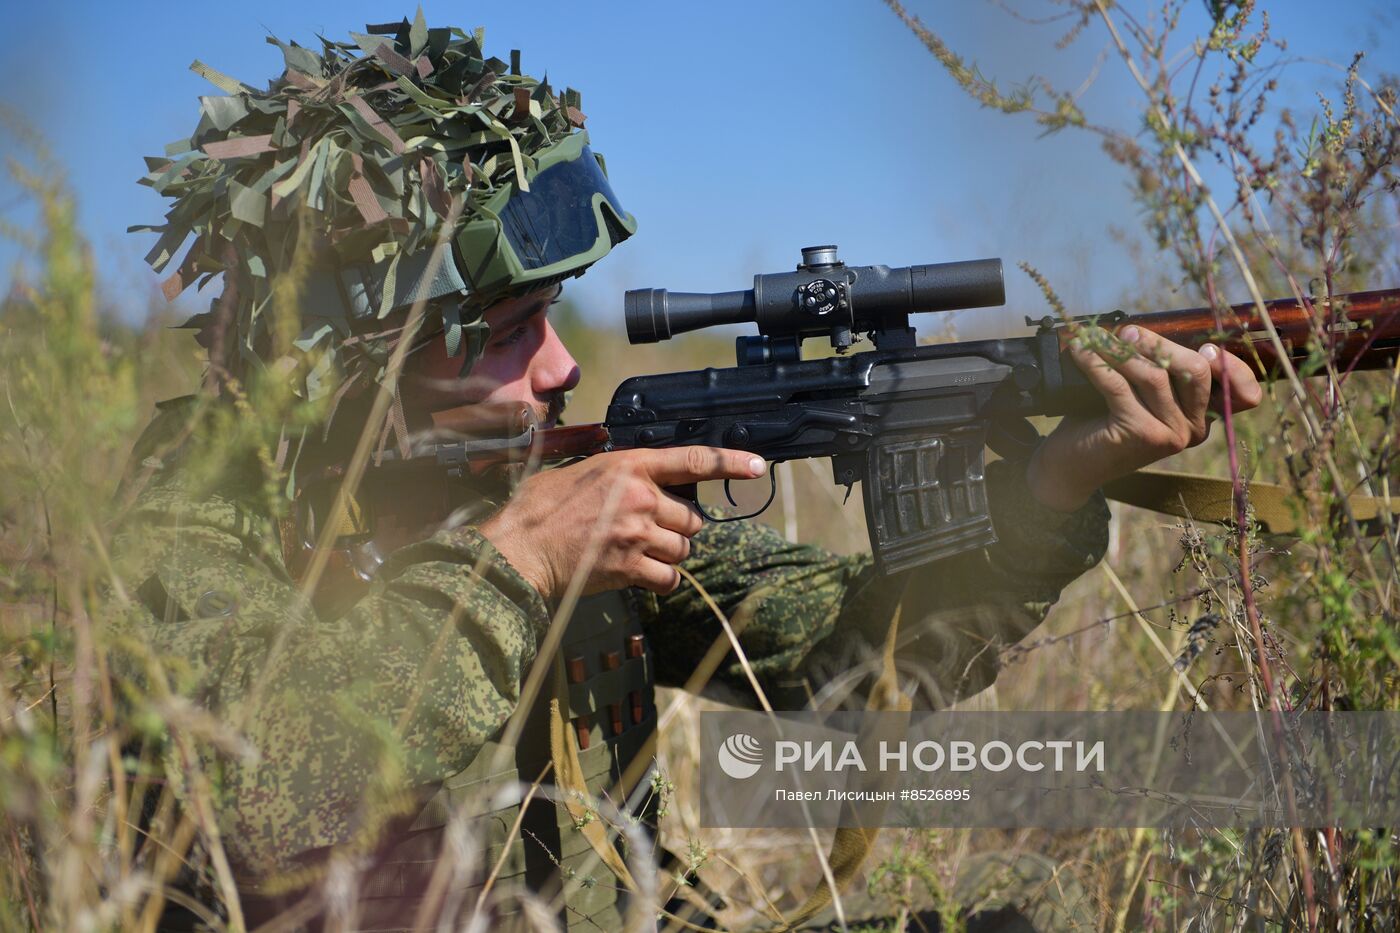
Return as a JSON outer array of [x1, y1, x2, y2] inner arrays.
[[2, 1, 1395, 340]]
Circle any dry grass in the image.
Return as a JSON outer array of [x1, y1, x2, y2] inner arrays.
[[3, 2, 1400, 930]]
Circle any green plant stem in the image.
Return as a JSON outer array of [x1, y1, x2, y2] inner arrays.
[[1091, 2, 1321, 928]]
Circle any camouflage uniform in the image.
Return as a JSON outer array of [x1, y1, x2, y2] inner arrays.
[[119, 16, 1110, 929], [109, 401, 1108, 930]]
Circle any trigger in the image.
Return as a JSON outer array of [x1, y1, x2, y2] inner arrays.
[[723, 479, 740, 508]]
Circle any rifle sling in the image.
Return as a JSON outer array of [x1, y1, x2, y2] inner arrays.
[[1102, 468, 1391, 535]]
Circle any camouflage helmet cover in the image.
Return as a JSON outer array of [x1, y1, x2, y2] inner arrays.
[[135, 11, 632, 403]]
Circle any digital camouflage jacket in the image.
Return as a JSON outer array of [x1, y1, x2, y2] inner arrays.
[[107, 403, 1109, 929]]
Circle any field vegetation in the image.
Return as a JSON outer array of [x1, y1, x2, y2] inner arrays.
[[2, 1, 1398, 930]]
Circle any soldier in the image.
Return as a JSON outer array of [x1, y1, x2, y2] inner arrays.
[[113, 16, 1262, 931]]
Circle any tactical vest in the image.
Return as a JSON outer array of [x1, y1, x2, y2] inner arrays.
[[349, 590, 660, 931]]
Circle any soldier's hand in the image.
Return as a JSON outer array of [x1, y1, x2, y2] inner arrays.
[[478, 446, 766, 599], [1026, 325, 1264, 512]]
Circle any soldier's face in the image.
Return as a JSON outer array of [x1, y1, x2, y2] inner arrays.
[[404, 288, 580, 428]]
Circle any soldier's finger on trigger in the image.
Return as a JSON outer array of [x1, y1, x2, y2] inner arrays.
[[643, 446, 766, 486]]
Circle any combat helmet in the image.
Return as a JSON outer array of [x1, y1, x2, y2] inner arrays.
[[135, 13, 635, 442]]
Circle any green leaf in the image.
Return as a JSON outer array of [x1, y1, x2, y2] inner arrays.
[[306, 141, 332, 211], [148, 153, 201, 193], [271, 138, 327, 200], [267, 36, 322, 77], [142, 225, 190, 273], [426, 27, 451, 61], [350, 31, 391, 57], [409, 7, 429, 58], [394, 75, 449, 112], [251, 158, 297, 193], [200, 95, 251, 133], [190, 60, 252, 95], [376, 249, 402, 318], [293, 321, 334, 352], [229, 180, 267, 227], [304, 346, 338, 401]]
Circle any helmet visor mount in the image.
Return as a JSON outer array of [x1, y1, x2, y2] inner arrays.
[[453, 130, 637, 302], [306, 131, 634, 373], [497, 145, 629, 271]]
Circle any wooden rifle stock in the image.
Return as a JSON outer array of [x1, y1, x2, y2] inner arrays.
[[524, 423, 614, 460], [1078, 287, 1400, 376]]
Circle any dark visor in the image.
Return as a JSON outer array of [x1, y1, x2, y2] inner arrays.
[[498, 146, 628, 270]]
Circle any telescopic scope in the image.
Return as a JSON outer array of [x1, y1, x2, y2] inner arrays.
[[625, 245, 1004, 348]]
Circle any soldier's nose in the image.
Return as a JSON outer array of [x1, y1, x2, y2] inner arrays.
[[535, 320, 580, 394]]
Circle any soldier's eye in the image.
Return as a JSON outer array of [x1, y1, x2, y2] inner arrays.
[[495, 325, 529, 347]]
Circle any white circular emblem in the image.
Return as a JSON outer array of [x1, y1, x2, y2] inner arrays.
[[717, 733, 764, 779]]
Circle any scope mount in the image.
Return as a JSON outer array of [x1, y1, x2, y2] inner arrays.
[[736, 244, 920, 366]]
